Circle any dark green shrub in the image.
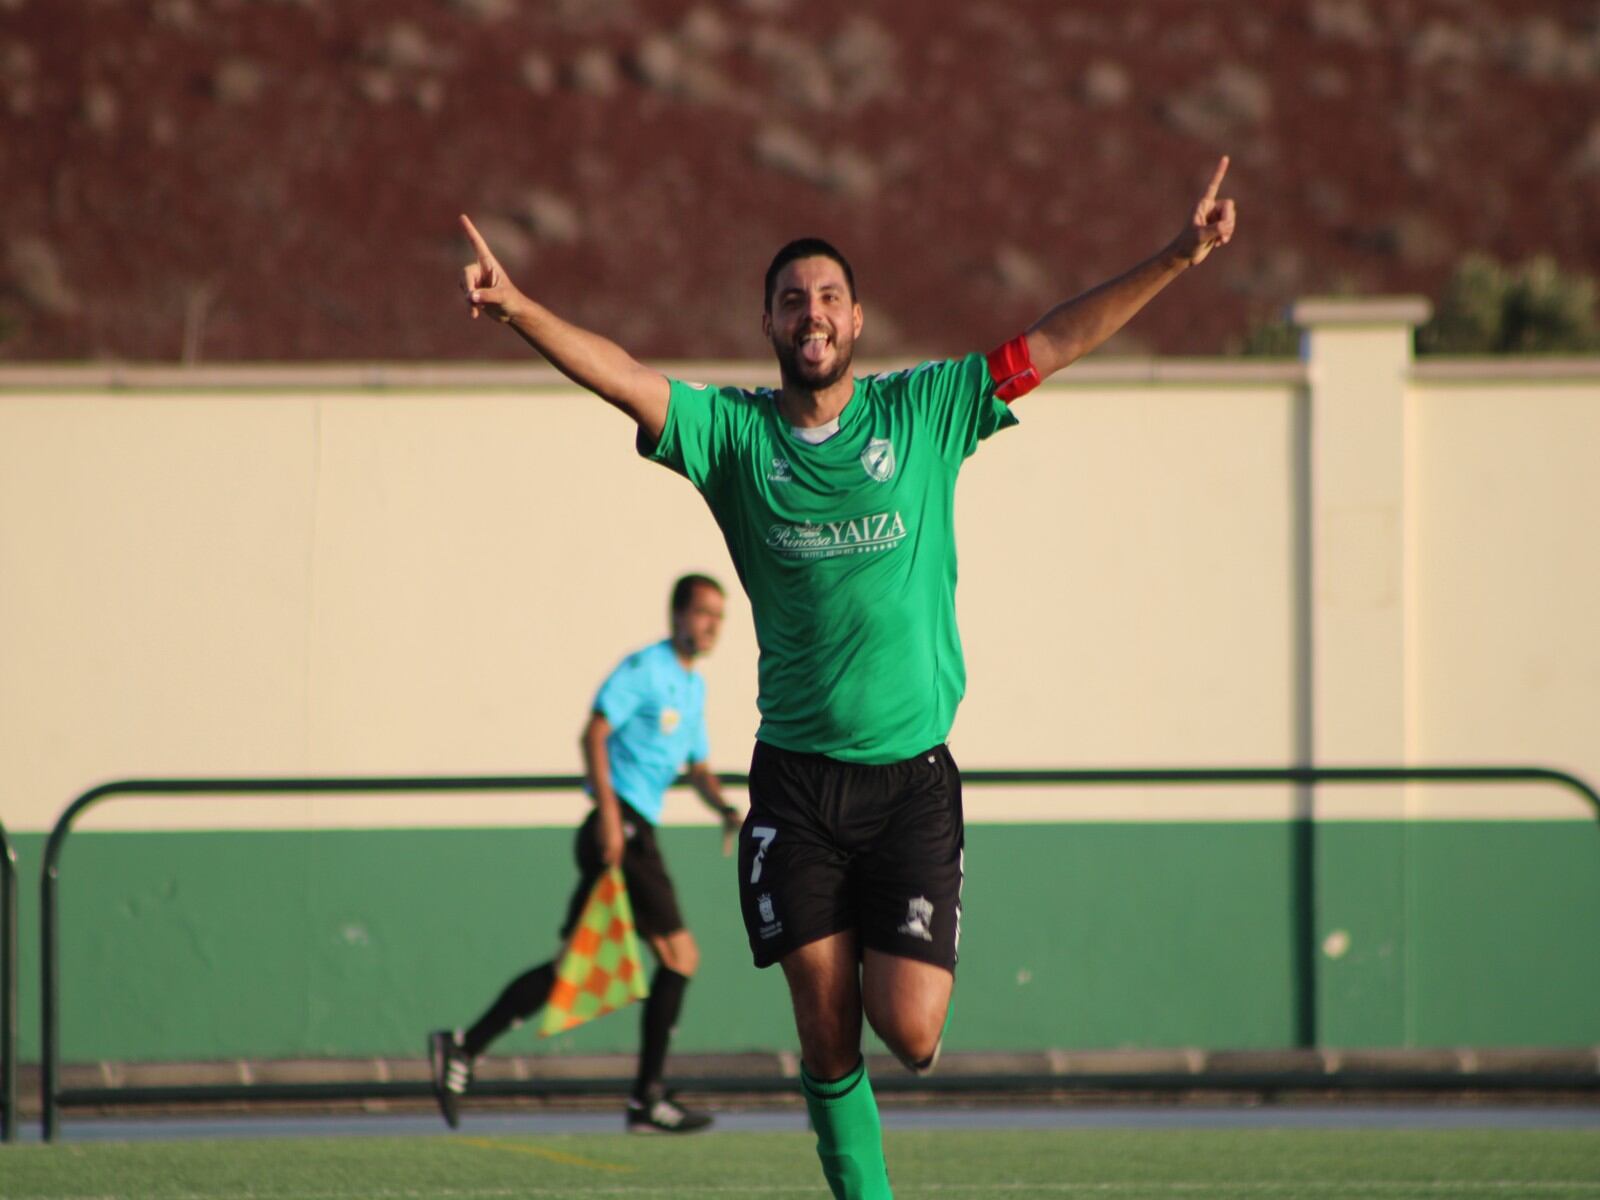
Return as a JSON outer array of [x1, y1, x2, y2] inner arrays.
[[1418, 254, 1600, 354]]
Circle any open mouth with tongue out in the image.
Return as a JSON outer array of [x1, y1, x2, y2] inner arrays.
[[796, 329, 832, 361], [774, 311, 852, 390], [798, 326, 832, 365]]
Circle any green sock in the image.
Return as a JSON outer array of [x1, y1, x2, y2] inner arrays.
[[801, 1059, 893, 1200]]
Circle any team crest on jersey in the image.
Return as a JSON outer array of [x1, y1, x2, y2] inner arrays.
[[898, 895, 934, 942], [766, 456, 793, 483], [860, 437, 896, 482], [659, 708, 680, 734]]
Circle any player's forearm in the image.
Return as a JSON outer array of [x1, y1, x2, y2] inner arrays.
[[1025, 243, 1191, 378], [501, 294, 669, 434]]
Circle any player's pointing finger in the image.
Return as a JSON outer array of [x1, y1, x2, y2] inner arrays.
[[459, 213, 496, 263], [1201, 156, 1230, 206]]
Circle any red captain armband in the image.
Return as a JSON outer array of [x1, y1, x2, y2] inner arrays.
[[985, 333, 1040, 403]]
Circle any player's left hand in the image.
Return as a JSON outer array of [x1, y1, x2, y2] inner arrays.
[[1169, 156, 1237, 267]]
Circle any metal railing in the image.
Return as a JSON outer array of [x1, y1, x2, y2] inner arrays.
[[1, 819, 15, 1144], [37, 764, 1600, 1141]]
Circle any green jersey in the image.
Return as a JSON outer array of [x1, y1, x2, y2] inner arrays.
[[645, 353, 1017, 764]]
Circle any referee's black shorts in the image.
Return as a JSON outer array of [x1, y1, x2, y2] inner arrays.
[[737, 740, 964, 972], [560, 799, 685, 942]]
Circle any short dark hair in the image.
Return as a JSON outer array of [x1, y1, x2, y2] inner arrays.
[[763, 237, 856, 312], [671, 573, 724, 615]]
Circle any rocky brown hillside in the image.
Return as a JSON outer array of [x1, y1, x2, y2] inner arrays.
[[4, 0, 1599, 362]]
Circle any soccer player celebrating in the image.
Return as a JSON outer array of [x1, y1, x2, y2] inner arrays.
[[457, 158, 1236, 1198]]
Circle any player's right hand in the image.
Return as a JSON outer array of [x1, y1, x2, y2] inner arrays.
[[459, 213, 521, 323]]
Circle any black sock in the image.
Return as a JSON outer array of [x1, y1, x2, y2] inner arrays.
[[462, 962, 555, 1058], [633, 966, 689, 1102]]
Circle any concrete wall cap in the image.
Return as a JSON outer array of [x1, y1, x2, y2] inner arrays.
[[1291, 296, 1433, 328], [0, 358, 1310, 394], [1413, 356, 1600, 382]]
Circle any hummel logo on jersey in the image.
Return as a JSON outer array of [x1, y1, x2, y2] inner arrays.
[[766, 456, 793, 483], [860, 437, 896, 482], [765, 511, 907, 559], [898, 896, 935, 942]]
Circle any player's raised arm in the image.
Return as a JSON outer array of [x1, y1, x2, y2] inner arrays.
[[1017, 157, 1237, 384], [459, 214, 670, 442]]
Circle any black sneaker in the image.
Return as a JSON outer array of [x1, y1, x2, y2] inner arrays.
[[428, 1029, 473, 1129], [626, 1091, 714, 1134]]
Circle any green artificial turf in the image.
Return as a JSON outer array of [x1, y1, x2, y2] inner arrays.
[[1, 1129, 1596, 1199]]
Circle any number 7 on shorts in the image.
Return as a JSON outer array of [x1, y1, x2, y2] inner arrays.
[[749, 825, 777, 883]]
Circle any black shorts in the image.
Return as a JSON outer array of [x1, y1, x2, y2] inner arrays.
[[737, 740, 964, 972], [561, 800, 685, 942]]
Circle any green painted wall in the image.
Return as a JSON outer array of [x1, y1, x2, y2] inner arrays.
[[5, 821, 1598, 1063]]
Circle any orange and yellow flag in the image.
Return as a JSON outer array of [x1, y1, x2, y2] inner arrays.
[[539, 866, 651, 1036]]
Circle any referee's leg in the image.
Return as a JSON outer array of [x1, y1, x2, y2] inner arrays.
[[632, 929, 700, 1111], [622, 822, 712, 1131]]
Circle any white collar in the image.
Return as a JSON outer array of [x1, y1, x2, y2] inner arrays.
[[789, 416, 842, 445]]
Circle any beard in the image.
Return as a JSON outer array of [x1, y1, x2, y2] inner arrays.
[[772, 325, 855, 392]]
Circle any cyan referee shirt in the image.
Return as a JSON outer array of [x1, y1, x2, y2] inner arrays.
[[590, 639, 709, 827]]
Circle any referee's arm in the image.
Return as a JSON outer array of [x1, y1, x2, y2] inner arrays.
[[687, 761, 740, 856], [580, 711, 626, 867]]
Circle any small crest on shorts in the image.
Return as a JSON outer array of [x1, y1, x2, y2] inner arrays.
[[860, 437, 896, 482], [757, 891, 783, 939], [898, 895, 934, 942]]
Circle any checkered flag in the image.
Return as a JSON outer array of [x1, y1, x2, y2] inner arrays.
[[539, 866, 651, 1036]]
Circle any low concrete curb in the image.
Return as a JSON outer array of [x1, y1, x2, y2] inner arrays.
[[14, 1046, 1600, 1116]]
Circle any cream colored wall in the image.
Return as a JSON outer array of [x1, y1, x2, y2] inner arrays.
[[0, 390, 757, 831], [0, 371, 1304, 832], [953, 382, 1299, 765], [2, 341, 1597, 833], [1408, 376, 1600, 819]]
